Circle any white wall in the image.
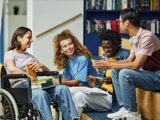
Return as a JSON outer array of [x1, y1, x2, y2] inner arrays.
[[3, 0, 83, 72], [8, 15, 27, 42], [4, 0, 27, 53], [28, 0, 84, 72], [8, 0, 27, 15]]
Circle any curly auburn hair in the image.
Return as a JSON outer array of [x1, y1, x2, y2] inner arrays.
[[53, 29, 92, 71]]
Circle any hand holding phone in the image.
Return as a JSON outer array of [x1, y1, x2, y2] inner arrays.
[[87, 75, 96, 84], [94, 76, 103, 80]]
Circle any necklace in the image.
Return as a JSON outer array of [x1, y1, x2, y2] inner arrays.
[[20, 48, 26, 52], [13, 49, 26, 54]]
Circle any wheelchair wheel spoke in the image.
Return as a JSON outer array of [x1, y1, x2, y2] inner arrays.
[[0, 93, 15, 120], [0, 89, 41, 120]]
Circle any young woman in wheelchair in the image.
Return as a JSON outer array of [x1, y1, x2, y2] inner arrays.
[[4, 26, 79, 120]]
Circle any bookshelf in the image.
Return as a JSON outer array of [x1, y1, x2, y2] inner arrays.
[[84, 1, 160, 56]]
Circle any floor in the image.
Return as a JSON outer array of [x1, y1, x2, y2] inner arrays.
[[0, 93, 149, 120], [85, 111, 148, 120], [0, 103, 56, 119], [0, 103, 148, 120]]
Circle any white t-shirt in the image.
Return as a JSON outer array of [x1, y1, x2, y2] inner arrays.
[[4, 50, 37, 82]]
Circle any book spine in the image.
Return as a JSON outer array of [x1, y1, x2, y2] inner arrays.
[[156, 20, 159, 34], [87, 20, 91, 34], [90, 20, 96, 33], [112, 0, 115, 10], [158, 0, 160, 10], [95, 19, 100, 33], [91, 0, 95, 9], [107, 0, 112, 10], [151, 20, 155, 33], [102, 0, 106, 10], [86, 0, 89, 10], [106, 20, 111, 30], [146, 20, 151, 31]]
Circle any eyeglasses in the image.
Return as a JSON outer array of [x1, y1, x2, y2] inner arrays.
[[118, 20, 123, 24]]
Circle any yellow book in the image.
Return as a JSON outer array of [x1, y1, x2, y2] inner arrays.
[[32, 77, 52, 85]]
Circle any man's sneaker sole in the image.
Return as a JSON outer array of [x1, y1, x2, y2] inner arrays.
[[112, 116, 142, 120]]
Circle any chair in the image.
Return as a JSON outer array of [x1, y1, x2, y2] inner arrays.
[[0, 64, 61, 120]]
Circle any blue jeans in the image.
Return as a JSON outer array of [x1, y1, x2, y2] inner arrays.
[[111, 68, 160, 111], [15, 82, 79, 120]]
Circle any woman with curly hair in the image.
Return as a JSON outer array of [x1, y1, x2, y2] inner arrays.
[[52, 29, 97, 87], [56, 29, 129, 119]]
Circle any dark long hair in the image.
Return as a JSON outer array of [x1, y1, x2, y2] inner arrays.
[[8, 26, 31, 51]]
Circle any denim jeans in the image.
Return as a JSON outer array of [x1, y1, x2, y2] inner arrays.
[[15, 82, 79, 120], [111, 68, 160, 111]]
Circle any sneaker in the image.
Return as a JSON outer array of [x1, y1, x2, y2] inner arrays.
[[112, 111, 142, 120], [107, 107, 127, 118]]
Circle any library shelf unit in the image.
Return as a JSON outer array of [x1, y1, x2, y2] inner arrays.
[[83, 9, 160, 56]]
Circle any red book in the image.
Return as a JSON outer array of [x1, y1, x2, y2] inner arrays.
[[111, 20, 120, 33]]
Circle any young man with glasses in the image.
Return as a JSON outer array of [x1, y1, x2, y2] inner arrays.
[[93, 8, 160, 120], [69, 29, 129, 119]]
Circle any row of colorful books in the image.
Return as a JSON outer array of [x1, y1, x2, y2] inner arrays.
[[86, 0, 160, 11], [86, 19, 120, 33], [86, 19, 160, 34], [140, 19, 160, 34]]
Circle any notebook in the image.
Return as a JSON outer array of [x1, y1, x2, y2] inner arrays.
[[26, 64, 55, 89], [74, 87, 108, 95]]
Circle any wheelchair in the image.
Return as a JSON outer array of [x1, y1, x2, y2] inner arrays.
[[0, 64, 61, 120]]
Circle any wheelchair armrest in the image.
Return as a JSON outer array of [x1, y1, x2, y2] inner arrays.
[[36, 71, 62, 84], [2, 74, 28, 79], [36, 71, 59, 76], [2, 74, 32, 88]]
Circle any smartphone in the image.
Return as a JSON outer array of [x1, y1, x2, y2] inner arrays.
[[94, 77, 103, 80]]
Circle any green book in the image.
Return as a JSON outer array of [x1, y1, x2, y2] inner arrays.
[[32, 77, 52, 84], [32, 77, 53, 89], [41, 80, 53, 88]]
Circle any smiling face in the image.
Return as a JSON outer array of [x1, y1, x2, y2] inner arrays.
[[60, 38, 76, 59], [17, 31, 33, 50], [102, 40, 119, 58]]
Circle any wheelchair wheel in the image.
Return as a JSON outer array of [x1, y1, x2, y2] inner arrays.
[[28, 109, 41, 120], [0, 88, 19, 120], [18, 106, 41, 120]]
